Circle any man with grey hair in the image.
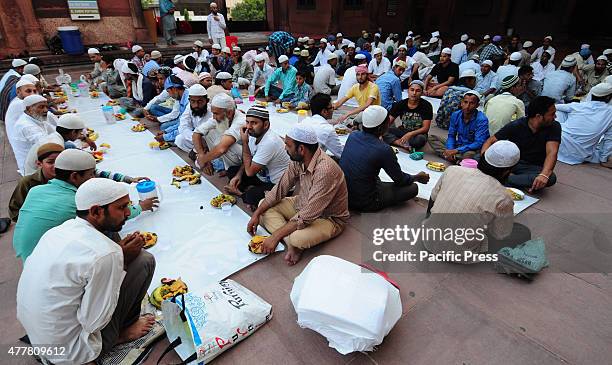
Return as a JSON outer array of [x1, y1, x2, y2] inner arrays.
[[193, 93, 246, 175], [175, 84, 212, 153]]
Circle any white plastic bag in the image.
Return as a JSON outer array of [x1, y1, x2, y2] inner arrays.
[[290, 255, 402, 354], [160, 279, 272, 364]]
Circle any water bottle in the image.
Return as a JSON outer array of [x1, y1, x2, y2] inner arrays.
[[247, 83, 255, 102], [297, 109, 308, 123]]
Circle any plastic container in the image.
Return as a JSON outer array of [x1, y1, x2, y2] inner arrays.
[[136, 180, 162, 210], [460, 158, 478, 168], [102, 106, 115, 124], [77, 81, 89, 95], [220, 201, 232, 216], [297, 109, 308, 123], [57, 26, 85, 55]]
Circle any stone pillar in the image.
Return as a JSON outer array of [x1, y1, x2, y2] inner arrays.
[[128, 0, 152, 44], [16, 0, 47, 51], [0, 0, 46, 55]]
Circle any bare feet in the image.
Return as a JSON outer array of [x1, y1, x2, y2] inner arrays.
[[117, 314, 155, 344], [284, 245, 303, 266]]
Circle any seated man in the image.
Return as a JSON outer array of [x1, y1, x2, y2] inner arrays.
[[252, 54, 274, 96], [384, 80, 433, 150], [231, 46, 253, 88], [481, 96, 560, 192], [580, 56, 610, 96], [434, 69, 477, 130], [175, 84, 212, 153], [423, 141, 529, 261], [484, 75, 526, 135], [424, 48, 459, 97], [5, 76, 39, 146], [154, 75, 190, 143], [340, 105, 429, 212], [226, 106, 290, 207], [313, 53, 339, 95], [265, 55, 298, 103], [375, 61, 406, 110], [143, 66, 173, 118], [120, 62, 156, 108], [194, 94, 245, 174], [517, 65, 542, 109], [557, 83, 612, 167], [428, 90, 490, 162], [541, 56, 577, 104], [17, 178, 156, 365], [333, 65, 381, 125], [8, 143, 64, 221], [288, 71, 312, 109], [474, 60, 498, 98], [368, 48, 391, 79], [247, 124, 349, 265], [302, 93, 344, 159], [206, 71, 233, 100]]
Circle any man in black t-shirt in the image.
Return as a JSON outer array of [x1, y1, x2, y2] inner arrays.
[[424, 48, 460, 97], [383, 80, 433, 149], [481, 96, 560, 193]]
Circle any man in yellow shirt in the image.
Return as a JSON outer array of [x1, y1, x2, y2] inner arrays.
[[333, 65, 381, 125]]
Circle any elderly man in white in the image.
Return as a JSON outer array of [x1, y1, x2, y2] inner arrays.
[[17, 178, 156, 365], [5, 75, 39, 147], [193, 93, 246, 175], [368, 48, 391, 79], [176, 84, 213, 153], [10, 94, 55, 175], [207, 2, 227, 48]]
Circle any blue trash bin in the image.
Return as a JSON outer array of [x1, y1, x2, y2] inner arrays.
[[57, 26, 85, 55]]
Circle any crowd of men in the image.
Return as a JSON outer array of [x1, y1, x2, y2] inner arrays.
[[0, 27, 611, 364]]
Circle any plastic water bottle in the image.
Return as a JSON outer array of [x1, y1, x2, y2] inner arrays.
[[247, 83, 255, 101], [297, 109, 308, 123]]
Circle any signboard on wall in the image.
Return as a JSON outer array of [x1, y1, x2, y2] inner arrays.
[[68, 0, 101, 20]]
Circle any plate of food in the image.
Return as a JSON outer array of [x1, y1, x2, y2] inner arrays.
[[141, 231, 158, 249], [506, 188, 525, 201], [172, 165, 194, 177], [248, 235, 269, 254], [149, 278, 188, 309], [255, 100, 268, 107], [276, 108, 289, 113], [210, 193, 237, 208], [149, 141, 171, 150], [91, 151, 104, 163], [335, 125, 350, 135], [86, 128, 99, 141], [131, 123, 146, 132], [106, 100, 119, 106], [114, 113, 126, 121], [89, 91, 99, 98], [425, 161, 446, 172]]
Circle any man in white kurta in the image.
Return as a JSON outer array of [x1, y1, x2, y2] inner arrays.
[[207, 2, 227, 48], [16, 178, 156, 365], [175, 84, 213, 152], [5, 76, 39, 147]]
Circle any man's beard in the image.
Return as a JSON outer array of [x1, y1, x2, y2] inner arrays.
[[192, 106, 207, 117], [288, 150, 303, 162], [29, 112, 46, 122], [101, 215, 127, 233], [357, 78, 367, 84], [215, 116, 230, 133]]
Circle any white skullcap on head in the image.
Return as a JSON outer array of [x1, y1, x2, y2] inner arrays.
[[597, 55, 608, 61], [591, 82, 612, 97], [75, 178, 129, 211], [210, 2, 217, 6], [57, 114, 86, 129], [150, 50, 162, 59], [278, 55, 289, 63], [398, 44, 408, 50], [211, 93, 235, 109], [254, 54, 265, 62], [460, 34, 469, 42], [348, 42, 356, 48], [222, 46, 231, 53], [233, 46, 241, 52], [460, 69, 476, 78], [463, 90, 481, 100], [522, 41, 533, 48], [173, 54, 184, 64], [580, 43, 590, 50], [320, 38, 327, 43], [16, 77, 35, 88], [23, 94, 47, 107], [441, 47, 452, 55], [55, 149, 96, 172], [286, 123, 318, 145], [482, 60, 493, 67], [336, 33, 343, 37], [560, 56, 577, 67], [603, 49, 612, 56], [193, 40, 204, 48], [297, 37, 304, 42], [188, 83, 207, 97], [354, 53, 366, 60], [362, 105, 388, 128], [509, 52, 522, 61], [430, 37, 439, 43], [485, 140, 520, 168], [87, 48, 100, 54], [407, 31, 414, 36], [215, 71, 232, 80], [374, 33, 381, 37], [198, 72, 212, 80], [12, 59, 27, 68], [24, 64, 41, 75], [132, 45, 143, 53], [327, 52, 338, 61], [431, 31, 440, 37], [372, 48, 382, 55], [212, 43, 222, 50], [22, 74, 39, 83], [544, 35, 552, 41], [483, 34, 491, 40]]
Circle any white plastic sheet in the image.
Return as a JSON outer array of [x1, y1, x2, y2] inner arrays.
[[290, 255, 402, 354]]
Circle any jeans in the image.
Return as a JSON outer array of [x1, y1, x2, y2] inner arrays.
[[506, 161, 557, 189], [351, 181, 419, 212], [149, 104, 172, 117], [267, 85, 294, 101], [383, 128, 428, 150], [427, 135, 479, 161], [160, 119, 179, 132]]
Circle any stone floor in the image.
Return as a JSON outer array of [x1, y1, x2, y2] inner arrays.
[[1, 100, 611, 364]]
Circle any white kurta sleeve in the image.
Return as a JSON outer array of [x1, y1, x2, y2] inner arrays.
[[177, 107, 194, 139], [157, 97, 181, 123]]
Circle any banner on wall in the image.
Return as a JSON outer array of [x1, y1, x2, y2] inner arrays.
[[68, 0, 101, 20]]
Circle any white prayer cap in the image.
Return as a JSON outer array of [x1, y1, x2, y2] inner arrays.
[[75, 178, 129, 211], [470, 53, 480, 60], [560, 56, 577, 67], [132, 45, 144, 53], [483, 34, 491, 40], [173, 54, 184, 64], [16, 77, 35, 88], [361, 105, 388, 128], [327, 52, 338, 61], [485, 140, 520, 168], [150, 50, 162, 59], [406, 36, 413, 41], [336, 33, 343, 37], [254, 54, 265, 62], [24, 64, 41, 75], [87, 48, 100, 54], [121, 62, 138, 75], [375, 33, 381, 37], [597, 55, 608, 61], [320, 38, 328, 43], [354, 53, 366, 60], [210, 2, 217, 6], [482, 60, 493, 67], [233, 46, 241, 52], [215, 71, 232, 80], [372, 48, 383, 55], [212, 43, 222, 50], [509, 52, 522, 61], [441, 47, 452, 55], [580, 43, 590, 50], [591, 82, 612, 97], [431, 31, 440, 37], [467, 38, 476, 44], [303, 36, 310, 41], [348, 42, 356, 48], [286, 123, 318, 145], [430, 37, 439, 43], [198, 72, 212, 80], [460, 34, 469, 42], [188, 84, 207, 97], [22, 74, 39, 83], [278, 55, 289, 63], [193, 40, 204, 48], [23, 94, 47, 107], [211, 93, 235, 109], [407, 31, 414, 36], [419, 42, 430, 49], [55, 149, 96, 172], [222, 46, 231, 54], [544, 35, 553, 41], [12, 59, 27, 67], [398, 44, 408, 50], [522, 41, 533, 48], [603, 49, 612, 55], [57, 114, 86, 129], [463, 90, 481, 100], [459, 69, 476, 78]]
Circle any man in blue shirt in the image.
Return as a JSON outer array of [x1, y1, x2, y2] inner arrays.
[[541, 56, 577, 103], [265, 55, 297, 103], [155, 75, 189, 143], [428, 90, 490, 162], [340, 105, 429, 211], [159, 0, 177, 46], [375, 62, 406, 110]]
